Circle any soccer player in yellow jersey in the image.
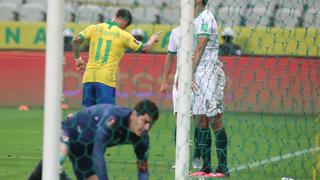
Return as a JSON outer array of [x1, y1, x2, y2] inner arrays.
[[72, 8, 162, 107]]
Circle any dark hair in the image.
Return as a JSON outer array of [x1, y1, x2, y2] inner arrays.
[[203, 0, 208, 5], [116, 8, 132, 26], [134, 99, 159, 121]]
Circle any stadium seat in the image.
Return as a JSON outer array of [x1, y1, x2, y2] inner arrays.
[[24, 0, 47, 7], [76, 4, 103, 23], [161, 7, 180, 25], [0, 2, 18, 21], [132, 6, 161, 24], [64, 3, 78, 22], [303, 9, 320, 28], [164, 0, 180, 8], [135, 0, 161, 7], [102, 6, 119, 22], [19, 3, 46, 21], [245, 0, 278, 11], [274, 7, 301, 28], [245, 7, 272, 27], [208, 0, 227, 16], [306, 0, 320, 10], [216, 7, 243, 27], [0, 0, 22, 6], [277, 0, 304, 11], [110, 0, 136, 6], [219, 0, 244, 8], [25, 0, 45, 3]]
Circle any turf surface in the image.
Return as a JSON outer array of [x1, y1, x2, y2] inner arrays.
[[0, 107, 319, 179]]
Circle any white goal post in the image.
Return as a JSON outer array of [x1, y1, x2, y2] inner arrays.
[[175, 0, 193, 179], [42, 0, 64, 179]]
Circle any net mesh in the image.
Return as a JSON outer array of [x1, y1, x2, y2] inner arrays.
[[0, 0, 319, 179]]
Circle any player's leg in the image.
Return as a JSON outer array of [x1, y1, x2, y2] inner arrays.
[[208, 113, 229, 176], [82, 82, 96, 107], [28, 131, 72, 180], [190, 114, 212, 176], [95, 82, 116, 105], [192, 115, 202, 169], [28, 160, 42, 180], [191, 75, 213, 172], [198, 114, 212, 173], [205, 66, 229, 177], [171, 85, 178, 169]]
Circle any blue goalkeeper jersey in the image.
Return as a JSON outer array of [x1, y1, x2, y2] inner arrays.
[[62, 104, 149, 180]]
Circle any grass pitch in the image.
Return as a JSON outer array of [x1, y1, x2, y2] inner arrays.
[[0, 107, 318, 179]]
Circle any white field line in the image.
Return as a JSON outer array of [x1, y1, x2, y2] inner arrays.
[[2, 147, 319, 168], [230, 147, 320, 172], [0, 130, 41, 134]]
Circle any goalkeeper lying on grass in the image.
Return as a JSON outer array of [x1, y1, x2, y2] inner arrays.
[[28, 99, 159, 180]]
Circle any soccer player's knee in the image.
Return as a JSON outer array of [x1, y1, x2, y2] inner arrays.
[[209, 114, 223, 131]]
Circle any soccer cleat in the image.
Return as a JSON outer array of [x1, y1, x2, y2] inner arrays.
[[204, 172, 227, 178], [192, 158, 202, 169], [171, 163, 175, 169], [215, 167, 230, 177], [190, 171, 207, 177]]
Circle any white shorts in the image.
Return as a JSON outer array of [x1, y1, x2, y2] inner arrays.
[[191, 62, 226, 117]]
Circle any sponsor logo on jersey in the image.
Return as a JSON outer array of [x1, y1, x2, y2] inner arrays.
[[106, 116, 116, 128], [201, 22, 208, 32]]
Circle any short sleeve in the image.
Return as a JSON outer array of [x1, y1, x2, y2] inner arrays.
[[125, 32, 143, 52], [167, 30, 178, 54], [78, 25, 95, 42], [198, 15, 215, 37]]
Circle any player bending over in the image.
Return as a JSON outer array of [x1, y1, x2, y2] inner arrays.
[[28, 99, 159, 180]]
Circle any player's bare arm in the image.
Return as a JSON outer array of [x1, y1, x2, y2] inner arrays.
[[141, 31, 163, 52], [72, 35, 82, 58], [191, 36, 208, 91], [72, 35, 86, 71], [160, 54, 176, 96], [192, 36, 208, 75]]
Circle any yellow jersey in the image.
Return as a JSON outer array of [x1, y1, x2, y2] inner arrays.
[[78, 22, 143, 87]]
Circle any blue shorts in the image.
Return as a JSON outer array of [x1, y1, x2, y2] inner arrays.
[[82, 82, 116, 107]]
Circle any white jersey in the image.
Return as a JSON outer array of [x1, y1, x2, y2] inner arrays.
[[193, 9, 220, 74], [167, 27, 181, 85], [167, 27, 180, 113], [192, 9, 226, 116]]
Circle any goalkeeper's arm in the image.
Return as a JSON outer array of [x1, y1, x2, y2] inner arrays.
[[137, 160, 149, 180], [92, 128, 110, 179], [134, 135, 150, 180]]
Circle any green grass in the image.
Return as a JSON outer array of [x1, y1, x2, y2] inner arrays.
[[0, 107, 319, 179]]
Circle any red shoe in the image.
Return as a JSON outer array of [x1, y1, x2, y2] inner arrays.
[[204, 172, 227, 178], [190, 171, 207, 177]]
